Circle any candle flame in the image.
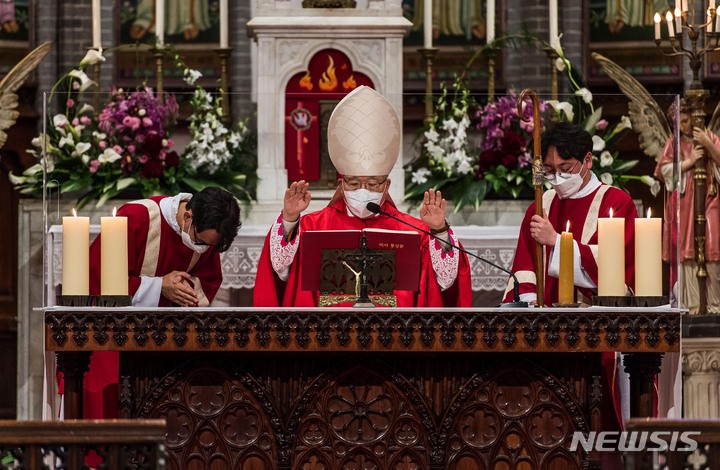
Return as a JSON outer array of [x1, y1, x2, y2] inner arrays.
[[112, 207, 117, 217], [609, 208, 614, 218], [654, 12, 661, 23], [566, 221, 570, 232], [72, 208, 77, 217], [665, 10, 673, 22], [646, 207, 652, 218]]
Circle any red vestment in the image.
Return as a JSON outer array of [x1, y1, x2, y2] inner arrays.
[[253, 199, 472, 307], [83, 196, 223, 419], [503, 185, 637, 305]]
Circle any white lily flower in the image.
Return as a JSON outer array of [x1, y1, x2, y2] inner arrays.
[[8, 172, 24, 185], [68, 69, 96, 92], [592, 135, 606, 152], [411, 168, 431, 185], [601, 173, 613, 185], [575, 88, 593, 104], [78, 103, 95, 115], [80, 48, 106, 66], [98, 147, 122, 164], [72, 142, 92, 157], [58, 134, 74, 148], [600, 151, 613, 167], [651, 179, 661, 196], [184, 68, 203, 85], [619, 115, 632, 130], [53, 114, 69, 129], [554, 57, 566, 72]]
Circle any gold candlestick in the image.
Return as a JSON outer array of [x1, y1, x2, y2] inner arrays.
[[418, 47, 438, 125], [215, 47, 233, 122], [544, 46, 559, 101], [484, 45, 499, 102], [152, 46, 166, 101]]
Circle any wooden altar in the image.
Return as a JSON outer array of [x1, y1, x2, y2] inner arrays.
[[45, 306, 680, 470]]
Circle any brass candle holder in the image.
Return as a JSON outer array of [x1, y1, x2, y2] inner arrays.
[[418, 47, 439, 125], [215, 47, 233, 122]]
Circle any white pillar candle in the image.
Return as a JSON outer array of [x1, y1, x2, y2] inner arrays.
[[100, 208, 129, 295], [155, 0, 165, 46], [666, 10, 675, 37], [486, 0, 495, 43], [635, 209, 662, 296], [220, 0, 229, 48], [675, 8, 682, 33], [424, 0, 433, 48], [549, 0, 559, 49], [62, 209, 90, 296], [92, 0, 101, 49], [654, 13, 661, 40], [598, 209, 626, 296]]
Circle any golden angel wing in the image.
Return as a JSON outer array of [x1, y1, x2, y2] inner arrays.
[[0, 41, 52, 149], [591, 52, 671, 160]]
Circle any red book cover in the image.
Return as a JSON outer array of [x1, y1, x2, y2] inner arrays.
[[301, 229, 421, 292]]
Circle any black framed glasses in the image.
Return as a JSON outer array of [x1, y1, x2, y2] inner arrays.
[[342, 177, 388, 192], [192, 224, 209, 246]]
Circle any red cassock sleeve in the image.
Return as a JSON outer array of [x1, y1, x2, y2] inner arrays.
[[253, 203, 472, 307]]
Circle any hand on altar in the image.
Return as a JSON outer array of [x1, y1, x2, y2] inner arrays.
[[162, 271, 199, 307], [283, 180, 311, 222], [530, 211, 557, 247], [420, 188, 448, 231]]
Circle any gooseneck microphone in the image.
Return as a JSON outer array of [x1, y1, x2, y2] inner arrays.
[[366, 202, 528, 308]]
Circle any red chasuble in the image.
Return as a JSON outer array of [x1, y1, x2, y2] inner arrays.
[[253, 199, 473, 307], [503, 185, 637, 306], [83, 196, 223, 419]]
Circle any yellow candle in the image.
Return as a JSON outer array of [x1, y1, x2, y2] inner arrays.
[[598, 209, 625, 296], [100, 207, 129, 295], [62, 209, 90, 295], [635, 208, 662, 296], [559, 221, 574, 304]]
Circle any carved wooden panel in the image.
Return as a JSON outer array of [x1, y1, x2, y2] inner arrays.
[[133, 360, 278, 470], [121, 353, 600, 469]]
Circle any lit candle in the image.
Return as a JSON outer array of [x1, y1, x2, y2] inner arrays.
[[549, 0, 559, 49], [682, 0, 688, 13], [559, 221, 574, 304], [716, 6, 720, 32], [635, 208, 662, 296], [675, 8, 682, 33], [424, 0, 433, 48], [666, 11, 675, 37], [707, 8, 712, 33], [92, 0, 101, 49], [100, 207, 129, 295], [220, 0, 229, 48], [654, 12, 661, 40], [598, 208, 626, 296], [62, 209, 90, 296], [486, 0, 495, 43], [155, 0, 164, 46]]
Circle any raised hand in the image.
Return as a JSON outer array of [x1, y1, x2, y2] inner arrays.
[[282, 180, 311, 222], [420, 188, 448, 231], [161, 271, 199, 307]]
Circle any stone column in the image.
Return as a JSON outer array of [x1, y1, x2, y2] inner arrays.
[[683, 338, 720, 418]]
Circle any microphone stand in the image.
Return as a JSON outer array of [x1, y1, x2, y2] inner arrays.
[[366, 203, 528, 308]]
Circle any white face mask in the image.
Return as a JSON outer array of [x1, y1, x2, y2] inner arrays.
[[546, 161, 588, 199], [344, 188, 384, 219], [181, 219, 211, 254]]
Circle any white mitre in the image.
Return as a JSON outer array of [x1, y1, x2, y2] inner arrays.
[[327, 86, 400, 177]]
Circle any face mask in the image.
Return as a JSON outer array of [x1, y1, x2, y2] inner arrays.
[[547, 162, 587, 199], [344, 188, 384, 219], [181, 219, 210, 254]]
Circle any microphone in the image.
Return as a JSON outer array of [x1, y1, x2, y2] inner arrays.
[[366, 202, 528, 308]]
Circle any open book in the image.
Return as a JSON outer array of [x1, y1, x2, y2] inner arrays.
[[300, 228, 422, 292]]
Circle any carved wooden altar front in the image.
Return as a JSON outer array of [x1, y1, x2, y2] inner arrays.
[[45, 307, 680, 470]]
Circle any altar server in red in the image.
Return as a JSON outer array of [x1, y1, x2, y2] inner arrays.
[[502, 122, 637, 306], [83, 187, 241, 418], [253, 86, 472, 307]]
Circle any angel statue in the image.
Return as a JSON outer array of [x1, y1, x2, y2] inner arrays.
[[0, 41, 52, 150], [593, 52, 720, 314]]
